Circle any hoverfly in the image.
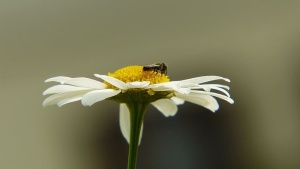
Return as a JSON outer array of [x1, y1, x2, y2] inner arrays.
[[142, 63, 168, 76]]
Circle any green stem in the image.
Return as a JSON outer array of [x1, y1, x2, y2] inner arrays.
[[126, 102, 148, 169]]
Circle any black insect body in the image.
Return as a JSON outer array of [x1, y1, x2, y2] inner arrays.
[[142, 63, 168, 75]]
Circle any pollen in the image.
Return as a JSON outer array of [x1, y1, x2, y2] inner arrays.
[[107, 65, 170, 87]]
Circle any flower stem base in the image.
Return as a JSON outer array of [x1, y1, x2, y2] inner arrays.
[[126, 102, 148, 169]]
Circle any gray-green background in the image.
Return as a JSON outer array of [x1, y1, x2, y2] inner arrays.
[[1, 0, 299, 169]]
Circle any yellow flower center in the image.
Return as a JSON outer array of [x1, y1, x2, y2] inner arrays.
[[107, 66, 170, 88], [106, 65, 173, 103]]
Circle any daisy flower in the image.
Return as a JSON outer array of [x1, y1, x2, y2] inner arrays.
[[43, 64, 234, 169]]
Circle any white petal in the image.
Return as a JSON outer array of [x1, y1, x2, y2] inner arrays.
[[43, 90, 92, 107], [203, 84, 230, 90], [174, 87, 191, 94], [148, 83, 174, 91], [119, 104, 144, 145], [210, 86, 230, 97], [189, 84, 230, 90], [64, 77, 107, 89], [94, 74, 128, 90], [126, 81, 150, 88], [176, 92, 219, 112], [43, 85, 89, 95], [149, 82, 190, 94], [81, 89, 121, 106], [57, 96, 83, 107], [151, 99, 178, 117], [171, 97, 185, 105], [191, 90, 234, 104], [191, 85, 231, 97], [180, 76, 230, 84], [45, 76, 71, 83], [119, 104, 130, 144]]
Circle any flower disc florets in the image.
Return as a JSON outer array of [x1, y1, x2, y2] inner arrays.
[[106, 66, 172, 103], [107, 66, 170, 88]]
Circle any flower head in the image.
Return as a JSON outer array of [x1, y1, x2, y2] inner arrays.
[[43, 64, 234, 144]]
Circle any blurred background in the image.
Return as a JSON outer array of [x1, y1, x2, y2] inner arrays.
[[1, 0, 299, 169]]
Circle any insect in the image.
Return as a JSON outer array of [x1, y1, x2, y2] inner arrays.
[[142, 63, 168, 76]]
